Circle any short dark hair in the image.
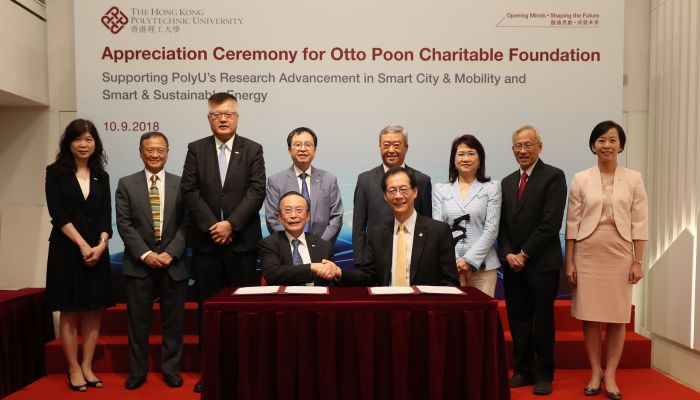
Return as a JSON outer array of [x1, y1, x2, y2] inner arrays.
[[208, 92, 237, 105], [278, 191, 310, 211], [589, 120, 626, 154], [139, 131, 169, 148], [286, 127, 318, 148], [448, 134, 491, 183], [381, 166, 416, 192], [55, 119, 107, 176]]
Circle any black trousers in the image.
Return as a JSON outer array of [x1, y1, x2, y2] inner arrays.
[[503, 269, 560, 382], [192, 248, 259, 347], [125, 270, 187, 378]]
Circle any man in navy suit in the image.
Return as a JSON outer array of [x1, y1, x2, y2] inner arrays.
[[499, 125, 567, 396], [116, 132, 188, 390], [180, 92, 266, 392], [259, 191, 341, 286], [264, 127, 343, 244], [348, 167, 458, 287], [352, 125, 432, 265]]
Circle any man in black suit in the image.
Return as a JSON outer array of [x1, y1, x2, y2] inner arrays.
[[499, 125, 567, 396], [351, 167, 458, 287], [352, 125, 432, 265], [115, 132, 188, 390], [180, 92, 266, 392], [258, 191, 341, 286]]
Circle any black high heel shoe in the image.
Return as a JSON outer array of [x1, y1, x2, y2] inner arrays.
[[584, 374, 603, 396], [85, 379, 103, 388], [602, 376, 622, 400], [67, 372, 87, 392]]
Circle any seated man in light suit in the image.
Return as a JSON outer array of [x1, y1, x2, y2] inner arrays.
[[259, 191, 342, 286], [265, 127, 343, 244], [115, 132, 188, 390], [349, 167, 458, 287], [353, 125, 432, 265]]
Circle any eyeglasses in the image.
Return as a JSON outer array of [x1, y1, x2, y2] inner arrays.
[[291, 142, 314, 150], [143, 148, 167, 156], [385, 186, 412, 197], [456, 151, 478, 159], [208, 112, 239, 120], [279, 207, 307, 216], [512, 141, 540, 151]]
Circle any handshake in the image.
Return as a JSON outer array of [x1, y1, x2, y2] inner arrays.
[[310, 259, 342, 281]]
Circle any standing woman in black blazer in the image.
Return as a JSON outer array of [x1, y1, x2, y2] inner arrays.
[[45, 119, 114, 391]]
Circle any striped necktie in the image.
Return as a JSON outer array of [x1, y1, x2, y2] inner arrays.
[[150, 174, 161, 242]]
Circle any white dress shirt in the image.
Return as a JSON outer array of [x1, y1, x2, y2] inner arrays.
[[214, 134, 236, 166], [285, 231, 311, 264]]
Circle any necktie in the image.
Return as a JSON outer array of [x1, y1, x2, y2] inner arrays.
[[393, 223, 408, 286], [299, 172, 311, 232], [292, 239, 304, 266], [149, 175, 161, 242], [218, 143, 228, 187], [517, 172, 528, 202]]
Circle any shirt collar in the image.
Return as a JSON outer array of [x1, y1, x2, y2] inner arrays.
[[394, 209, 417, 234], [520, 158, 539, 177], [144, 169, 165, 183], [383, 163, 406, 173], [293, 165, 312, 176], [214, 134, 235, 151], [284, 231, 307, 246]]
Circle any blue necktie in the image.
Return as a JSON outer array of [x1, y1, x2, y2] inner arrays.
[[218, 143, 228, 187], [299, 172, 311, 232], [292, 239, 303, 266]]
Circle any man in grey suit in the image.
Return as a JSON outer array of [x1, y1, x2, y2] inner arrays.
[[116, 132, 188, 390], [352, 125, 432, 265], [265, 127, 343, 244]]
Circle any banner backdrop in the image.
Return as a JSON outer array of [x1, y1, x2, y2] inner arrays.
[[75, 0, 623, 294]]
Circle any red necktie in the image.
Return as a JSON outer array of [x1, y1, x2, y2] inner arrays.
[[517, 172, 528, 202]]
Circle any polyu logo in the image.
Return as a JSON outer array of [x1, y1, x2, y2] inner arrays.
[[101, 6, 129, 34]]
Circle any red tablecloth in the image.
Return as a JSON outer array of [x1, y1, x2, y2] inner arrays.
[[202, 287, 509, 400], [0, 288, 55, 398]]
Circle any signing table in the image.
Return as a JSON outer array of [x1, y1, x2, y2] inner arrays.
[[202, 286, 509, 400], [0, 288, 55, 398]]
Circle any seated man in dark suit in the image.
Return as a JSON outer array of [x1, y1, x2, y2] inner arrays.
[[258, 191, 341, 286], [350, 167, 458, 286]]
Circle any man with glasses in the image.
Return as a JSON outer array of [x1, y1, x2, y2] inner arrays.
[[259, 191, 343, 285], [116, 132, 188, 390], [499, 125, 567, 396], [352, 167, 458, 286], [264, 127, 343, 244], [180, 92, 266, 393], [352, 125, 432, 266]]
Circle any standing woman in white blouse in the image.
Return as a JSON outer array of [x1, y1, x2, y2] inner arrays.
[[433, 134, 502, 296], [565, 121, 648, 399], [45, 119, 114, 391]]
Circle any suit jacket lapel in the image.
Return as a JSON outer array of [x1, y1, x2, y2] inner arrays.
[[161, 173, 178, 234], [409, 215, 426, 283], [463, 181, 484, 208], [448, 181, 468, 214], [278, 232, 295, 266], [381, 222, 394, 285], [134, 172, 154, 229], [310, 170, 321, 224], [222, 135, 242, 190], [515, 159, 544, 214], [307, 234, 324, 262]]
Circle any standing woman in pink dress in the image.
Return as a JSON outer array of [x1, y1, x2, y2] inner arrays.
[[565, 121, 648, 400]]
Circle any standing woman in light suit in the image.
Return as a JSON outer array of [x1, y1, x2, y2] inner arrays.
[[565, 121, 648, 400], [433, 134, 502, 296]]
